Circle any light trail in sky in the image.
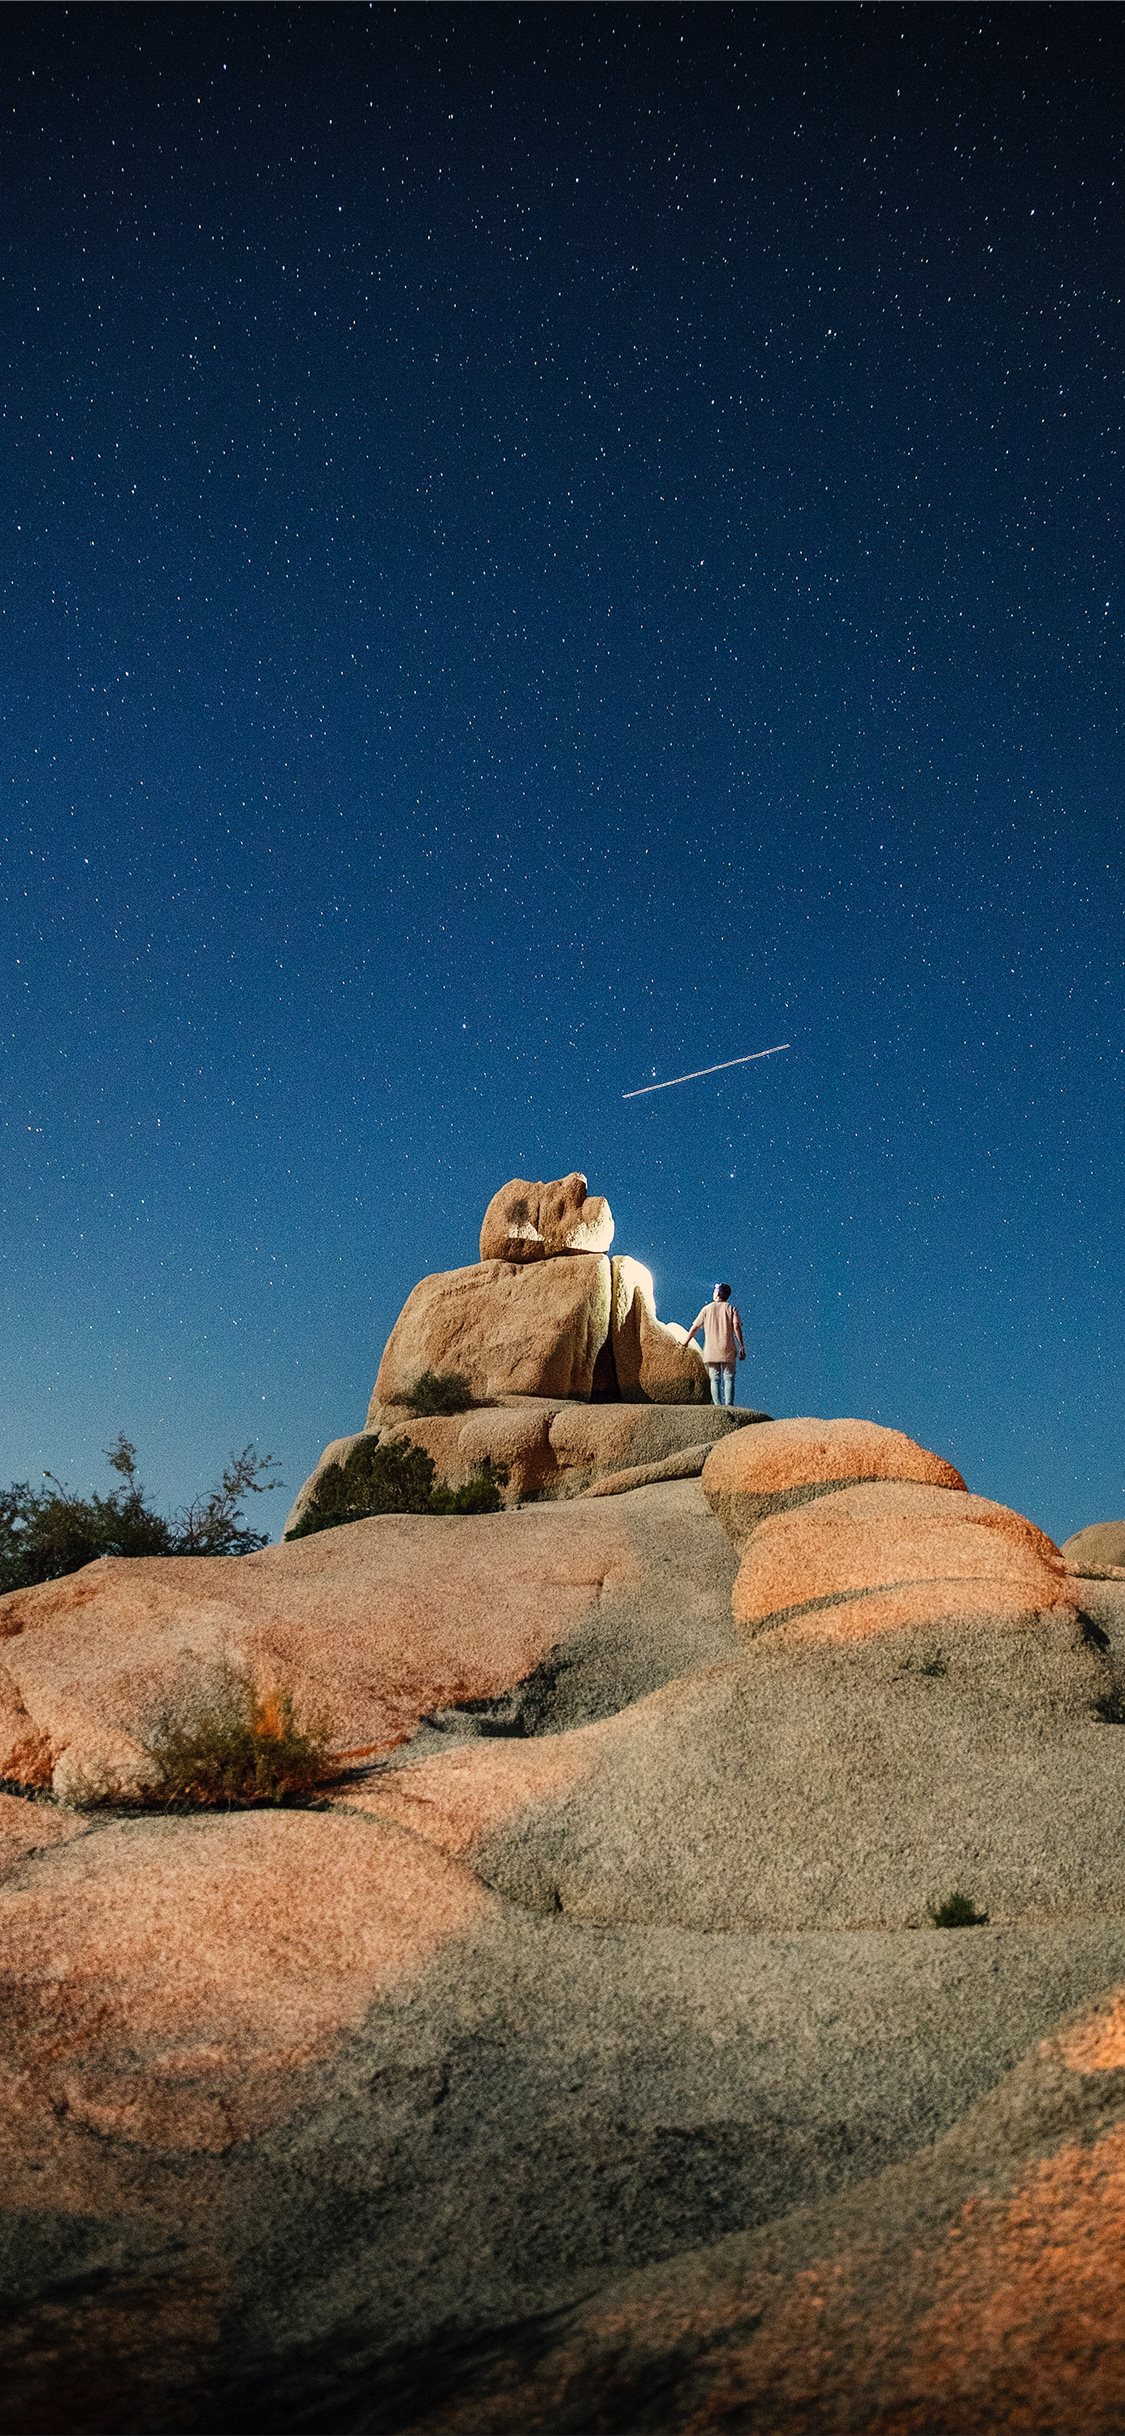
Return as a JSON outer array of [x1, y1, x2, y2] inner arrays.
[[622, 1044, 791, 1099]]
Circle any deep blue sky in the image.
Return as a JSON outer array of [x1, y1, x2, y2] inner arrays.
[[2, 4, 1121, 1545]]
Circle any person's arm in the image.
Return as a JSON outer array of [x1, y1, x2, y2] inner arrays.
[[734, 1305, 746, 1359], [686, 1308, 708, 1345]]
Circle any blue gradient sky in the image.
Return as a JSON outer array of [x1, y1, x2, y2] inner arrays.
[[2, 4, 1121, 1545]]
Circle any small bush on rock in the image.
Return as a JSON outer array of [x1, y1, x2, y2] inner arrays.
[[290, 1436, 438, 1538], [430, 1460, 509, 1515], [393, 1370, 476, 1417], [928, 1890, 989, 1928], [137, 1658, 331, 1808], [288, 1437, 509, 1537]]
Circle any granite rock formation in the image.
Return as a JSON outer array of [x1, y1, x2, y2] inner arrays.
[[1063, 1518, 1125, 1575], [478, 1170, 614, 1263], [290, 1400, 748, 1528], [6, 1353, 1125, 2431], [293, 1172, 726, 1522], [374, 1252, 615, 1407], [374, 1170, 709, 1413]]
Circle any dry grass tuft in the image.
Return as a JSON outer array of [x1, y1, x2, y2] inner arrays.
[[80, 1658, 334, 1810]]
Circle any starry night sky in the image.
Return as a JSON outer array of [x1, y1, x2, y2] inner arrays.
[[2, 4, 1122, 1545]]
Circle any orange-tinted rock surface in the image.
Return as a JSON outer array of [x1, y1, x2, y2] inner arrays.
[[0, 1809, 491, 2155], [5, 1400, 1125, 2436], [373, 1254, 613, 1405], [410, 1984, 1125, 2436], [0, 1481, 738, 1798], [732, 1478, 1071, 1633], [702, 1413, 965, 1548], [0, 1503, 639, 1792]]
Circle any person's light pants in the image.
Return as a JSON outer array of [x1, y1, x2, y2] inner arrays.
[[707, 1363, 735, 1407]]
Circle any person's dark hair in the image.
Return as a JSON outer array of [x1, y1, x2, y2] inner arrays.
[[716, 1282, 731, 1300]]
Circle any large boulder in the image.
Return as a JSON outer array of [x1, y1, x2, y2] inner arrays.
[[373, 1253, 612, 1406], [610, 1256, 710, 1403], [703, 1414, 965, 1550], [731, 1480, 1072, 1636], [1064, 1520, 1125, 1575], [479, 1172, 614, 1263], [290, 1399, 760, 1527]]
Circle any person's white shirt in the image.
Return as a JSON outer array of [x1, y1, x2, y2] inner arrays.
[[687, 1292, 744, 1365]]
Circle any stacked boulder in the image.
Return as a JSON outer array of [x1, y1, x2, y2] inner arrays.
[[699, 1416, 1075, 1638], [288, 1172, 766, 1526], [374, 1171, 708, 1408]]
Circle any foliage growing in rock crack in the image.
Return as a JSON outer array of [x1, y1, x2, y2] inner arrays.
[[391, 1370, 476, 1417], [928, 1890, 989, 1928]]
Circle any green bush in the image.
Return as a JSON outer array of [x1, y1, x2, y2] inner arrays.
[[392, 1370, 476, 1417], [287, 1436, 437, 1541], [287, 1436, 508, 1538], [430, 1460, 508, 1515], [0, 1438, 278, 1594], [928, 1890, 989, 1928]]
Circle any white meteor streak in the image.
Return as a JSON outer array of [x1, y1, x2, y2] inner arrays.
[[622, 1044, 791, 1099]]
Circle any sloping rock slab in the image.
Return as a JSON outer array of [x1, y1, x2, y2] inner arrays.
[[404, 1985, 1125, 2436], [0, 1482, 740, 1796], [0, 1809, 492, 2155], [444, 1595, 1118, 1932]]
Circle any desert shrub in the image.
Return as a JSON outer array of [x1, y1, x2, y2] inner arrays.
[[430, 1460, 509, 1515], [289, 1435, 437, 1541], [288, 1438, 509, 1538], [133, 1657, 331, 1809], [928, 1890, 989, 1929], [1093, 1688, 1125, 1724], [392, 1370, 476, 1417], [0, 1437, 278, 1594]]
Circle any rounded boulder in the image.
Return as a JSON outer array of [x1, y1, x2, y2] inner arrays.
[[703, 1415, 965, 1549], [732, 1479, 1070, 1636], [479, 1172, 614, 1263], [1063, 1520, 1125, 1576], [374, 1255, 613, 1405]]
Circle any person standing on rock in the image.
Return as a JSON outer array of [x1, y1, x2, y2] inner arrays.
[[686, 1283, 745, 1407]]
